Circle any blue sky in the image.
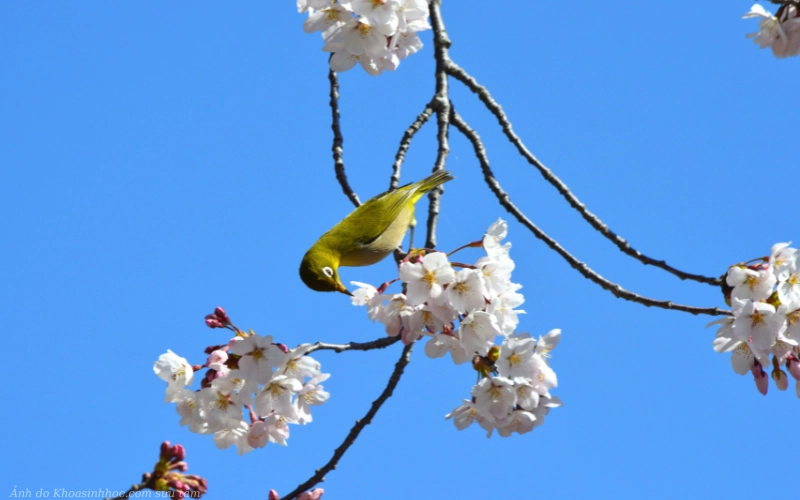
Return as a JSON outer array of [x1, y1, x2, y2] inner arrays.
[[2, 2, 797, 499]]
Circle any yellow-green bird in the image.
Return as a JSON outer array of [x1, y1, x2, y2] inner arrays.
[[300, 170, 454, 295]]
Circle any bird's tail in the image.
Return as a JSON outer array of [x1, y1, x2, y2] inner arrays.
[[413, 169, 454, 196]]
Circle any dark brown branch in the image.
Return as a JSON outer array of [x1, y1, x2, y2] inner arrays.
[[389, 99, 436, 191], [306, 335, 401, 355], [445, 61, 721, 287], [280, 342, 414, 500], [105, 482, 146, 500], [449, 107, 730, 317], [329, 67, 361, 208], [425, 0, 451, 249]]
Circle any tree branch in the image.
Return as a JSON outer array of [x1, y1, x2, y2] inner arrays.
[[306, 335, 401, 355], [445, 61, 721, 287], [449, 107, 730, 317], [389, 99, 436, 191], [280, 342, 415, 500], [105, 482, 147, 500], [329, 67, 360, 208], [425, 0, 451, 249]]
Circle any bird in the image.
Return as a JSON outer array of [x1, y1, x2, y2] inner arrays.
[[299, 170, 454, 295]]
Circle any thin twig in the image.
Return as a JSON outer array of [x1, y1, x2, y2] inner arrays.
[[445, 61, 721, 287], [329, 67, 360, 208], [306, 335, 401, 355], [280, 342, 414, 500], [105, 482, 147, 500], [389, 99, 436, 191], [425, 0, 451, 249], [449, 107, 730, 317]]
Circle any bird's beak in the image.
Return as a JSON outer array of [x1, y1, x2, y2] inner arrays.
[[336, 282, 353, 296]]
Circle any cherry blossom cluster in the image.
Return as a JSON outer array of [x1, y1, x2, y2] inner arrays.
[[351, 218, 562, 437], [743, 2, 800, 58], [297, 0, 430, 75], [709, 242, 800, 396], [154, 307, 331, 455]]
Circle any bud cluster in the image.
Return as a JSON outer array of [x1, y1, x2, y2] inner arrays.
[[709, 242, 800, 396], [154, 309, 331, 455], [351, 219, 562, 437], [141, 441, 207, 499], [297, 0, 431, 75], [743, 2, 800, 58]]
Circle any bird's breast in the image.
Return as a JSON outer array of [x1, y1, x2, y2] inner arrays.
[[339, 206, 414, 267]]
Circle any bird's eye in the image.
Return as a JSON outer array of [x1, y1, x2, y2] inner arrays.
[[322, 266, 334, 278]]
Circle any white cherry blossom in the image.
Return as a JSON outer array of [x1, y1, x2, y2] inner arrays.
[[263, 413, 292, 446], [731, 298, 786, 356], [445, 400, 483, 431], [276, 344, 321, 382], [350, 281, 383, 321], [483, 218, 511, 258], [727, 265, 777, 301], [399, 252, 455, 305], [529, 354, 558, 398], [472, 377, 517, 424], [255, 374, 303, 421], [496, 409, 536, 437], [475, 255, 515, 299], [154, 350, 195, 402], [247, 420, 270, 449], [229, 334, 282, 384], [424, 333, 471, 365], [459, 311, 501, 357], [776, 253, 800, 305], [197, 383, 244, 433], [350, 0, 400, 30], [446, 268, 487, 314], [297, 0, 332, 14], [303, 4, 353, 35], [513, 378, 540, 411], [495, 337, 536, 379], [213, 420, 252, 456], [487, 286, 525, 336], [378, 293, 412, 336], [295, 373, 331, 424]]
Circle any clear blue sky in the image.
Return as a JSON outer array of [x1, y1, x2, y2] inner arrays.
[[2, 2, 797, 499]]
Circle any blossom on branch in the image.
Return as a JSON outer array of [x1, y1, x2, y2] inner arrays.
[[351, 218, 563, 436], [154, 312, 331, 455], [297, 0, 431, 75], [743, 3, 800, 58], [711, 242, 800, 397]]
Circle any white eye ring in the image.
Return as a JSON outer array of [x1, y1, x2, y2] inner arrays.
[[322, 266, 334, 278]]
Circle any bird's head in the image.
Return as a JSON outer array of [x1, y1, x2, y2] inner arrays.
[[299, 247, 352, 296]]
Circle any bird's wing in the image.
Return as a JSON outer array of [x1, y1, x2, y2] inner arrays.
[[326, 185, 418, 248]]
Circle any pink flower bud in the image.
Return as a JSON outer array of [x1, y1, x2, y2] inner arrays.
[[169, 462, 188, 472], [298, 488, 324, 500], [171, 444, 186, 461], [205, 316, 224, 329], [204, 344, 227, 355], [160, 441, 171, 458], [269, 490, 280, 500], [786, 356, 800, 381], [751, 363, 769, 396], [772, 369, 789, 391], [214, 307, 230, 324], [207, 349, 228, 369], [274, 343, 289, 354]]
